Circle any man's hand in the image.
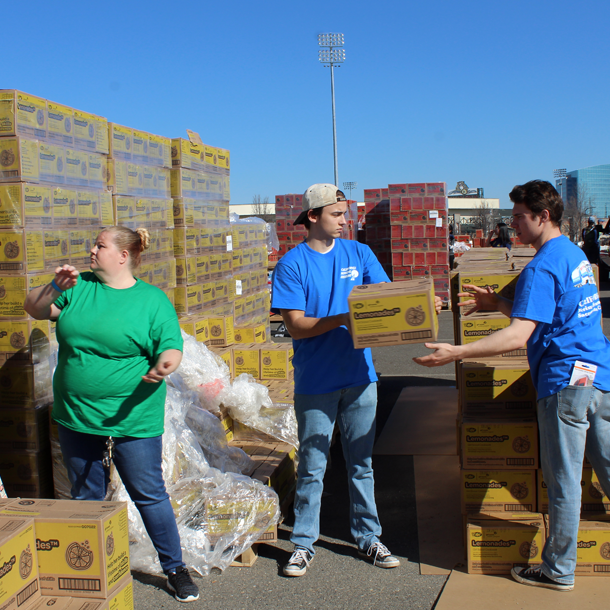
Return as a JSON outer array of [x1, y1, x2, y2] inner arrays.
[[457, 284, 499, 315], [434, 295, 443, 314], [54, 265, 80, 290], [413, 343, 462, 367]]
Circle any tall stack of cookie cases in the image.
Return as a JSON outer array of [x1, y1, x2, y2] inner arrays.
[[274, 194, 358, 258], [363, 182, 450, 302], [106, 122, 175, 304], [452, 249, 610, 576], [0, 90, 111, 498]]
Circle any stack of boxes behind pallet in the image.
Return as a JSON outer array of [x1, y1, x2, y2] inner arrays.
[[453, 248, 610, 576], [0, 498, 134, 610], [0, 92, 297, 559], [363, 183, 450, 302], [274, 193, 358, 259]]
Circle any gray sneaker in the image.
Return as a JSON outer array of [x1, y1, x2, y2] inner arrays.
[[283, 547, 313, 577], [358, 541, 400, 568]]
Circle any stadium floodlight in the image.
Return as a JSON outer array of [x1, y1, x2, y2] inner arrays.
[[318, 33, 345, 187], [343, 181, 357, 200]]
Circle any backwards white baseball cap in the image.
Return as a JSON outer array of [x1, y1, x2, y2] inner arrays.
[[293, 183, 346, 226]]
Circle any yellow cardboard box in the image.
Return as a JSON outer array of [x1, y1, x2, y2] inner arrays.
[[1, 499, 130, 598], [38, 142, 66, 184], [458, 311, 527, 357], [574, 519, 610, 575], [260, 344, 294, 381], [348, 279, 437, 348], [0, 517, 41, 610], [174, 284, 203, 315], [171, 138, 205, 171], [148, 133, 171, 168], [466, 512, 545, 574], [0, 183, 52, 229], [46, 101, 74, 146], [73, 109, 109, 154], [0, 319, 52, 363], [0, 404, 50, 452], [76, 190, 100, 227], [461, 469, 537, 514], [458, 359, 536, 417], [460, 418, 538, 469], [0, 90, 47, 139], [52, 187, 78, 228], [232, 344, 261, 378], [233, 324, 267, 344], [64, 149, 87, 187], [108, 123, 132, 161], [0, 138, 39, 183], [206, 313, 235, 347]]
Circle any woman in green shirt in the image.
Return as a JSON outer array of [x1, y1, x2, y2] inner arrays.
[[24, 226, 199, 603]]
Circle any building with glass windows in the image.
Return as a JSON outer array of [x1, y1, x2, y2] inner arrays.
[[555, 164, 610, 219]]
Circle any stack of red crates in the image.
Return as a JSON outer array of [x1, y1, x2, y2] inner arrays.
[[275, 194, 307, 258], [364, 182, 450, 302], [274, 194, 358, 258]]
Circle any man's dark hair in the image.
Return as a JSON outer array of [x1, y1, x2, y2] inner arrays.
[[302, 207, 324, 230], [509, 180, 563, 226]]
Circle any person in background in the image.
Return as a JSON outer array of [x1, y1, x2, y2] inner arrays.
[[581, 216, 600, 265], [24, 226, 200, 604], [272, 184, 442, 577], [486, 222, 513, 250], [414, 180, 610, 592]]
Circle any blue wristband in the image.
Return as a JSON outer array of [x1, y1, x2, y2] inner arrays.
[[51, 279, 64, 293]]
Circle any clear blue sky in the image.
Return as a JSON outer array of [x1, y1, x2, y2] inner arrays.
[[5, 0, 610, 207]]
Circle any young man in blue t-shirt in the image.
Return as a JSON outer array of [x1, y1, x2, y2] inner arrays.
[[271, 184, 400, 576], [415, 180, 610, 592]]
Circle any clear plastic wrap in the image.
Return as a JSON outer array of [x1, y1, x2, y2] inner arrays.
[[453, 241, 471, 253], [175, 332, 298, 447], [110, 383, 280, 575], [266, 221, 280, 252], [220, 374, 299, 449]]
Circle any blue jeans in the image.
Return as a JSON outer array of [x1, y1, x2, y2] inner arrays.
[[291, 382, 382, 554], [537, 386, 610, 584], [57, 424, 183, 573]]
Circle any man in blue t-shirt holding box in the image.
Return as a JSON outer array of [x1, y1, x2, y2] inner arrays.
[[271, 183, 400, 577], [415, 180, 610, 592]]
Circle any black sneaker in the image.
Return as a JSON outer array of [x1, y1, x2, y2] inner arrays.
[[511, 565, 574, 591], [358, 541, 400, 568], [283, 547, 313, 577], [167, 566, 200, 602]]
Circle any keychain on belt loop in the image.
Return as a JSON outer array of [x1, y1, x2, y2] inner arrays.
[[102, 436, 115, 469]]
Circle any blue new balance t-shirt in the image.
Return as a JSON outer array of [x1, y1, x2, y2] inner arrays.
[[511, 234, 610, 399], [271, 239, 390, 395]]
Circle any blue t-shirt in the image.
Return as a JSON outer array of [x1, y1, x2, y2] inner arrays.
[[271, 239, 390, 395], [511, 234, 610, 399]]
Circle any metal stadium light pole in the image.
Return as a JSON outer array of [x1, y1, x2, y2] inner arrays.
[[318, 33, 345, 187]]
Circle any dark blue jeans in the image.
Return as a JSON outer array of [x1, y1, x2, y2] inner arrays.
[[57, 424, 183, 573]]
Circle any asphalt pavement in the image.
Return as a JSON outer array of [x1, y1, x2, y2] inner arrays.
[[132, 286, 610, 609]]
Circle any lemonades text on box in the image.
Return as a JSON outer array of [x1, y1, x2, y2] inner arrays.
[[347, 279, 437, 348]]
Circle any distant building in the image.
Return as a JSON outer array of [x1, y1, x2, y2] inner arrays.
[[555, 164, 610, 219]]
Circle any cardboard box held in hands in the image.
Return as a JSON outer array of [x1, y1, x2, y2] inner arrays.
[[347, 279, 437, 348]]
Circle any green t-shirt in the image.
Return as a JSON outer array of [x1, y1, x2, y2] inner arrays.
[[52, 272, 182, 438]]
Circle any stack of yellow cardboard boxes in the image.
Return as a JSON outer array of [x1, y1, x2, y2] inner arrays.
[[0, 498, 133, 610], [106, 122, 175, 303], [0, 90, 111, 498], [453, 248, 610, 577]]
